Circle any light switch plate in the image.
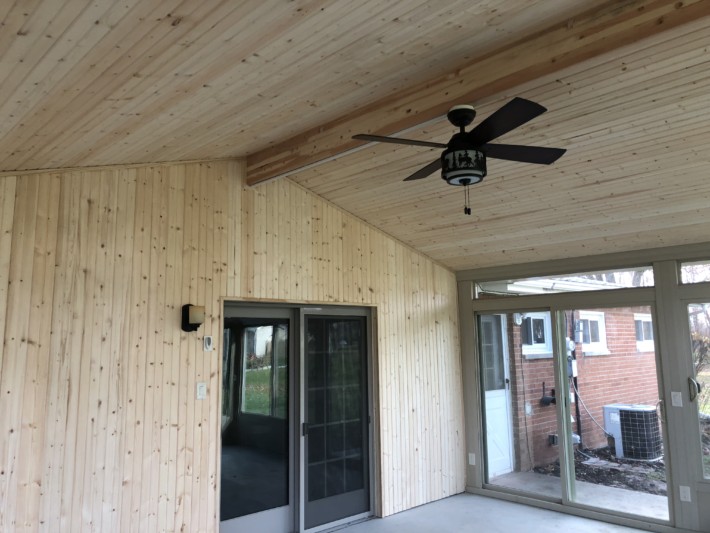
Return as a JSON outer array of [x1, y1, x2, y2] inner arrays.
[[671, 391, 683, 407], [197, 382, 207, 400], [468, 453, 476, 466]]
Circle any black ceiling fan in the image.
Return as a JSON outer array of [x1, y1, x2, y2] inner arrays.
[[352, 97, 566, 214]]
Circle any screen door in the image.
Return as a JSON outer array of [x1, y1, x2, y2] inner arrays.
[[303, 314, 370, 529]]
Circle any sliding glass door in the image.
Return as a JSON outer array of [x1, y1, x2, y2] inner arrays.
[[479, 311, 563, 501], [303, 314, 370, 529], [686, 302, 710, 480], [220, 304, 372, 532], [476, 303, 670, 521], [221, 309, 292, 532], [561, 305, 668, 521], [468, 266, 691, 526]]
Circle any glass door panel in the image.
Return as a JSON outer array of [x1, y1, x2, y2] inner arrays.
[[222, 327, 236, 432], [304, 316, 369, 529], [687, 303, 710, 479], [221, 316, 291, 532], [563, 306, 669, 521], [478, 311, 562, 500]]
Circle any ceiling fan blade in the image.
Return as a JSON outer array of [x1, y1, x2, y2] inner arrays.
[[404, 159, 442, 181], [353, 133, 446, 149], [483, 143, 566, 165], [468, 97, 547, 145]]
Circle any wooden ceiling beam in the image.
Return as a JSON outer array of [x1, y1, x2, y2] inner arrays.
[[246, 0, 710, 186]]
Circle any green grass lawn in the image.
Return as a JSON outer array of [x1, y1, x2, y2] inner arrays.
[[242, 366, 287, 417], [243, 367, 271, 415]]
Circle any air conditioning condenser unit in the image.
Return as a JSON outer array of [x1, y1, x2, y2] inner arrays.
[[603, 404, 662, 461]]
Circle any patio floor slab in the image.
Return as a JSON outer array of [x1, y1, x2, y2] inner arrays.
[[491, 471, 669, 521], [339, 492, 656, 533]]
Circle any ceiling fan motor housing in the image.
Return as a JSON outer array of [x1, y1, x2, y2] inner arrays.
[[447, 104, 476, 129], [441, 132, 487, 186]]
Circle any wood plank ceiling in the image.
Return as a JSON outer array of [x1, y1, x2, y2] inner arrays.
[[2, 0, 710, 271], [290, 14, 710, 270]]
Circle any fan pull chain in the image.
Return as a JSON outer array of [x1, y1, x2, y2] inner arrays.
[[463, 184, 471, 215]]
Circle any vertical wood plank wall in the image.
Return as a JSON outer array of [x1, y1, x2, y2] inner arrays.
[[0, 161, 464, 532]]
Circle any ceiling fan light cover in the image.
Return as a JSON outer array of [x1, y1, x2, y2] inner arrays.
[[441, 148, 486, 186]]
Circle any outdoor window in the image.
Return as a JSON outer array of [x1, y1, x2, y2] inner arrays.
[[521, 312, 553, 358], [634, 313, 655, 352], [681, 261, 710, 284], [578, 311, 608, 355], [241, 324, 288, 418], [476, 266, 654, 296]]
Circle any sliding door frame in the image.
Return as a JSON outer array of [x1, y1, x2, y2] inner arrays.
[[299, 306, 375, 532], [465, 287, 677, 523], [459, 244, 710, 532], [219, 301, 377, 533], [219, 305, 296, 532]]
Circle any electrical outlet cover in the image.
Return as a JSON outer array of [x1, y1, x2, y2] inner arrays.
[[679, 485, 691, 502], [671, 391, 683, 407]]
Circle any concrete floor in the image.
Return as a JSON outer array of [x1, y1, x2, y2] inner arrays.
[[220, 445, 287, 521], [339, 493, 650, 533], [492, 471, 669, 521]]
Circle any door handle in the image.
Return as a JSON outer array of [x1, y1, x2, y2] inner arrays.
[[688, 377, 702, 402], [505, 378, 510, 389]]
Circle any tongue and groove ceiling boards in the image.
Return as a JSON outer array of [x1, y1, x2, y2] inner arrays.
[[0, 0, 587, 170], [289, 13, 710, 270], [2, 1, 710, 270]]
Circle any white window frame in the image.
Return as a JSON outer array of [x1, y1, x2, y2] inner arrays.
[[579, 310, 609, 356], [521, 311, 553, 359], [634, 312, 655, 352]]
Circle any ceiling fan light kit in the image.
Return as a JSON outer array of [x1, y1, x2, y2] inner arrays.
[[443, 104, 486, 186], [441, 147, 486, 186], [353, 97, 566, 215]]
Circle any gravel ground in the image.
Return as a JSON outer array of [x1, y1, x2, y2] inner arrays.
[[534, 446, 666, 495], [534, 418, 710, 493]]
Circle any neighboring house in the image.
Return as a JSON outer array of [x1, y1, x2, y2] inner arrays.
[[508, 307, 659, 471], [480, 276, 661, 476]]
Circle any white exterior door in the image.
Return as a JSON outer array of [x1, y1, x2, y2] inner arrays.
[[480, 315, 513, 478]]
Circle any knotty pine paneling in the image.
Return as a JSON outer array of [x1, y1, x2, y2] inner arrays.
[[236, 170, 464, 515], [0, 160, 463, 531], [0, 176, 16, 383], [0, 1, 588, 172]]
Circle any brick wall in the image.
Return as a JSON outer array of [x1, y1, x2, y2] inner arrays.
[[572, 307, 659, 450], [504, 307, 659, 469], [508, 323, 558, 469]]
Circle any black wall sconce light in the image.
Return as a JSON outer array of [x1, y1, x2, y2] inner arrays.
[[540, 381, 556, 406], [181, 304, 205, 332]]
